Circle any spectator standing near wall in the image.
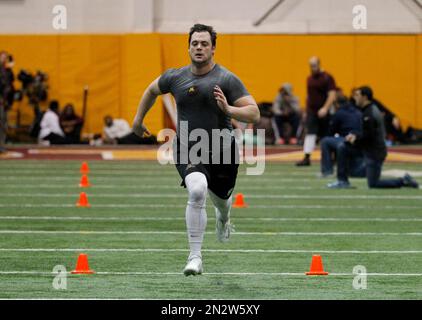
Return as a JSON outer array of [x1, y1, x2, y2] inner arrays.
[[296, 56, 337, 166]]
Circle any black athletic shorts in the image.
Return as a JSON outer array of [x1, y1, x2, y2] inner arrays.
[[306, 110, 330, 137], [174, 137, 239, 200]]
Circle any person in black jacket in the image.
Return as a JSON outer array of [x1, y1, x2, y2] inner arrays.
[[319, 88, 365, 178], [0, 51, 15, 153], [372, 98, 405, 145], [328, 86, 418, 189]]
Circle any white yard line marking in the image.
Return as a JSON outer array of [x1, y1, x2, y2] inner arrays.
[[0, 204, 419, 209], [0, 193, 420, 200], [0, 177, 316, 183], [0, 230, 421, 236], [0, 271, 421, 277], [0, 169, 327, 177], [0, 248, 421, 254], [0, 165, 416, 175], [101, 152, 114, 160], [0, 177, 180, 181], [1, 216, 422, 222], [2, 184, 315, 190]]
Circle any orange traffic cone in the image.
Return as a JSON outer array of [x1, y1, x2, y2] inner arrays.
[[80, 161, 90, 174], [79, 174, 91, 187], [232, 193, 248, 208], [305, 255, 329, 275], [71, 253, 94, 274], [76, 192, 90, 207]]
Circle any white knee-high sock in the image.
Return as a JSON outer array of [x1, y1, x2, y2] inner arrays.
[[303, 134, 317, 155], [184, 172, 208, 259], [208, 189, 232, 223]]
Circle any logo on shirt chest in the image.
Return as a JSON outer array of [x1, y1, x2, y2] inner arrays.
[[187, 85, 198, 97]]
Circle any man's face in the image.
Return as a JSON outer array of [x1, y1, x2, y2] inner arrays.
[[104, 116, 113, 127], [0, 52, 7, 64], [280, 88, 291, 102], [353, 90, 364, 107], [309, 58, 320, 75], [189, 32, 215, 66], [64, 105, 73, 116]]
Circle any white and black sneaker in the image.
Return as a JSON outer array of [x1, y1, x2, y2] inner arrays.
[[183, 255, 203, 276], [403, 174, 419, 189]]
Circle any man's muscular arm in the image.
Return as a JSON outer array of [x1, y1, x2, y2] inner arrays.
[[132, 77, 162, 137], [213, 85, 260, 124], [317, 89, 336, 118]]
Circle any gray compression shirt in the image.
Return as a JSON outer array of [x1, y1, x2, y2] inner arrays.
[[158, 64, 249, 149]]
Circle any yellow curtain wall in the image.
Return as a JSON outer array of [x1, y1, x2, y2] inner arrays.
[[2, 33, 421, 134]]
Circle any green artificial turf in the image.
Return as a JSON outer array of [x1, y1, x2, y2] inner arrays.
[[0, 160, 421, 299]]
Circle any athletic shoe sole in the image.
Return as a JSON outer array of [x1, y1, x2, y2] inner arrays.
[[183, 268, 203, 276], [183, 258, 203, 276]]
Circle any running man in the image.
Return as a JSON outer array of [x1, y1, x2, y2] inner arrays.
[[132, 24, 260, 276]]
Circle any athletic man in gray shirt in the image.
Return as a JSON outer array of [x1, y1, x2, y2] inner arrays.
[[133, 24, 260, 276]]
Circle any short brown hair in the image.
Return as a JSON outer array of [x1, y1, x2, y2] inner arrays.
[[188, 24, 217, 47]]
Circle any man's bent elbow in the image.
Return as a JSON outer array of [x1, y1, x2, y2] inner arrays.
[[251, 106, 260, 124], [252, 113, 260, 124]]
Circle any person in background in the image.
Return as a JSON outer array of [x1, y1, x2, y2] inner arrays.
[[328, 86, 419, 189], [371, 97, 405, 145], [39, 100, 71, 145], [103, 115, 156, 144], [272, 83, 301, 145], [60, 103, 84, 144], [296, 56, 337, 166], [351, 88, 406, 145], [0, 51, 15, 153], [319, 87, 365, 178]]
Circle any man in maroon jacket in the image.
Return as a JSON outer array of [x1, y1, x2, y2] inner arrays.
[[296, 56, 337, 166]]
